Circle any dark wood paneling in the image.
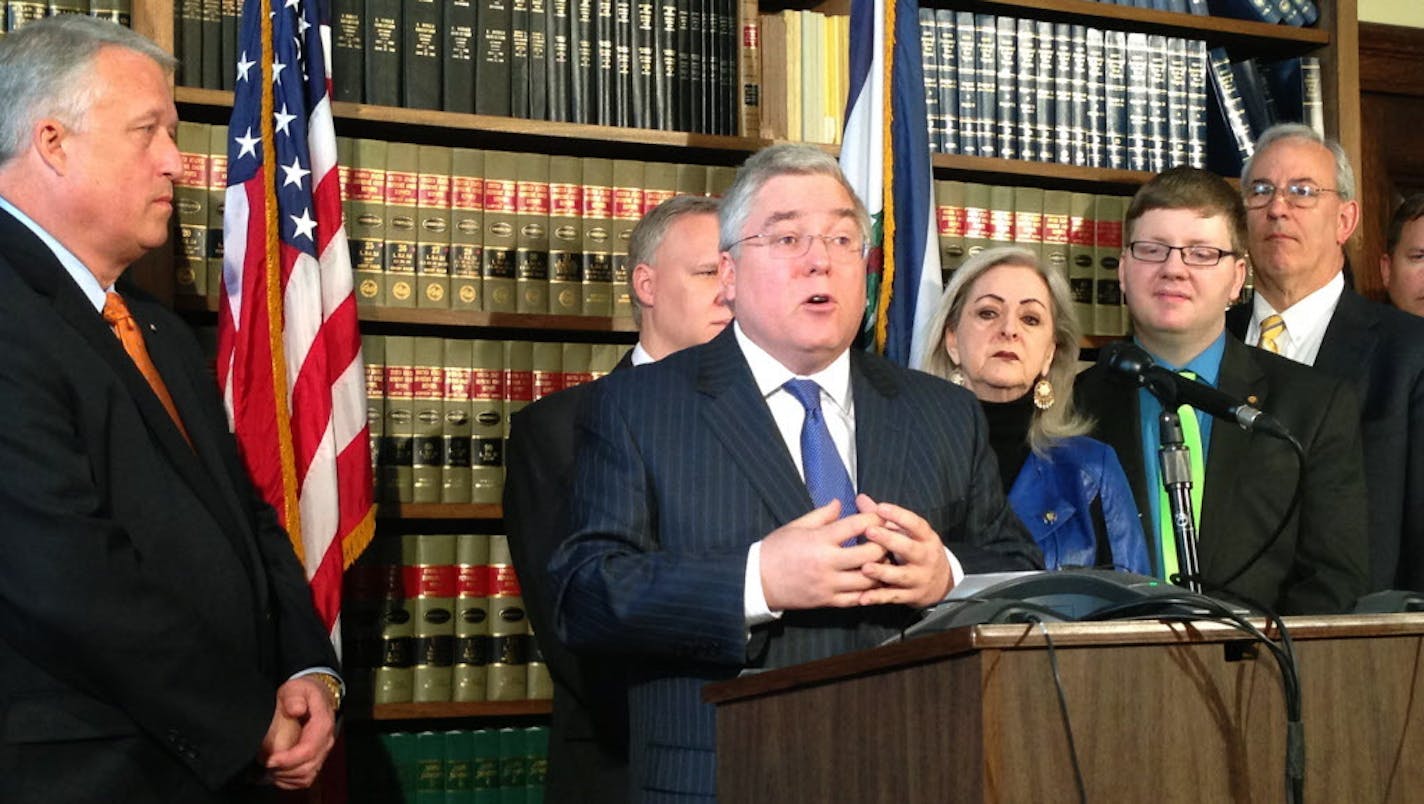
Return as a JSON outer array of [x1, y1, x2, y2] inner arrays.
[[1357, 23, 1424, 301]]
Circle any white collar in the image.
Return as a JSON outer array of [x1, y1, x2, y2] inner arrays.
[[733, 322, 852, 413]]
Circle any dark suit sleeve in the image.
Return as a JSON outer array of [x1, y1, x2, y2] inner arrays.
[[1399, 368, 1424, 593], [548, 380, 751, 666], [943, 399, 1044, 574]]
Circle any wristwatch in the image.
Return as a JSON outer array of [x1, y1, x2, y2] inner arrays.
[[311, 672, 344, 713]]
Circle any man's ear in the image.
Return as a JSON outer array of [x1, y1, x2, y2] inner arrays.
[[1337, 198, 1361, 246], [718, 250, 737, 304], [32, 118, 69, 174], [632, 262, 656, 309]]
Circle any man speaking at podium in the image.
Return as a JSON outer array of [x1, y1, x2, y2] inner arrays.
[[548, 144, 1041, 801], [1075, 166, 1369, 615], [0, 17, 340, 802]]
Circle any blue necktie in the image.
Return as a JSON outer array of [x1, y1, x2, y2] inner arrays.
[[783, 379, 858, 526]]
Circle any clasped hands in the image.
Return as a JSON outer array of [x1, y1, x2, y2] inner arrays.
[[760, 493, 953, 611], [257, 675, 339, 789]]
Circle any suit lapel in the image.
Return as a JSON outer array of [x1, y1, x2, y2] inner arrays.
[[846, 351, 909, 503], [696, 330, 815, 526], [1199, 337, 1263, 575], [1314, 289, 1378, 398]]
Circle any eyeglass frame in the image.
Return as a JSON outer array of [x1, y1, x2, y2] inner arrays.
[[1242, 180, 1344, 210], [1125, 240, 1240, 267], [730, 231, 870, 262]]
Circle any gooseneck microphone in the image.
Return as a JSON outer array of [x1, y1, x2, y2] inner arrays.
[[1098, 341, 1293, 441]]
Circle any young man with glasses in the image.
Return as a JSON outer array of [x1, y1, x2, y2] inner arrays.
[[1227, 123, 1424, 596], [548, 143, 1041, 800], [1075, 166, 1368, 615]]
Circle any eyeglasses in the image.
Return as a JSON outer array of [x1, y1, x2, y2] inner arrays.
[[733, 231, 868, 262], [1127, 241, 1238, 267], [1243, 180, 1343, 210]]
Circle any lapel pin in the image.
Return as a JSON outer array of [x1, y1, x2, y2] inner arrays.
[[1247, 394, 1259, 405]]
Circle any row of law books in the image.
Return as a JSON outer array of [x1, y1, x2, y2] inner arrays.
[[1, 0, 129, 35], [345, 533, 555, 707], [935, 181, 1134, 338], [1207, 49, 1323, 173], [757, 10, 848, 145], [349, 727, 549, 803], [917, 11, 1210, 173], [362, 335, 625, 506]]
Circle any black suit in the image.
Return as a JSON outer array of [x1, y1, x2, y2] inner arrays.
[[549, 327, 1042, 801], [1228, 288, 1424, 593], [0, 210, 337, 803], [503, 350, 633, 804], [1075, 335, 1370, 614]]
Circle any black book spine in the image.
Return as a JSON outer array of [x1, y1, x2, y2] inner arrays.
[[402, 0, 443, 110], [546, 0, 570, 122], [655, 0, 676, 129], [613, 0, 633, 127], [1068, 24, 1087, 167], [1165, 37, 1190, 169], [919, 9, 940, 153], [511, 0, 531, 118], [632, 0, 654, 129], [1145, 34, 1168, 172], [676, 0, 693, 132], [1014, 18, 1035, 164], [1052, 22, 1072, 164], [177, 0, 203, 88], [719, 0, 735, 135], [594, 0, 614, 125], [1103, 29, 1128, 170], [973, 13, 996, 158], [1186, 42, 1208, 168], [572, 0, 593, 123], [476, 0, 512, 116], [200, 0, 221, 89], [993, 15, 1015, 161], [954, 10, 977, 159], [1085, 27, 1105, 169], [365, 0, 402, 107], [220, 0, 240, 91], [332, 0, 365, 103], [530, 0, 548, 119], [935, 9, 958, 156], [1124, 32, 1149, 172], [1033, 19, 1054, 163], [444, 0, 477, 113]]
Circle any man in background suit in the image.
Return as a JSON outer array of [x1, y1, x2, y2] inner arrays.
[[0, 17, 340, 802], [503, 194, 728, 802], [549, 143, 1042, 801], [1076, 167, 1368, 614], [1228, 123, 1424, 594], [1380, 193, 1424, 317]]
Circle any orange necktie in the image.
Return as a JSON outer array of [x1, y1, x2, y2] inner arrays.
[[102, 291, 191, 444]]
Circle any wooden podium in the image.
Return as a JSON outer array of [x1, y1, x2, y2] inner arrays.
[[704, 615, 1424, 802]]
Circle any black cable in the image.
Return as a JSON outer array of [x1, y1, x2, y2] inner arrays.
[[1026, 615, 1088, 804]]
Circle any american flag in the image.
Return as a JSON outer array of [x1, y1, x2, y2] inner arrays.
[[219, 0, 375, 643]]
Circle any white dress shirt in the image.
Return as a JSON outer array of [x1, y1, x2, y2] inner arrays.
[[1245, 272, 1344, 366]]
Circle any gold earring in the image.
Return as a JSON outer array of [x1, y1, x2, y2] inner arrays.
[[1033, 377, 1055, 410], [948, 368, 967, 387]]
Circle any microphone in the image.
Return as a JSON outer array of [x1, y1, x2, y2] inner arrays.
[[1098, 342, 1292, 441]]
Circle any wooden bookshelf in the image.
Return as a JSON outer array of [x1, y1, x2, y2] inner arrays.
[[367, 699, 552, 721]]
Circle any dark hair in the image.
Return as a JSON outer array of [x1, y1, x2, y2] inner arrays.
[[1386, 193, 1424, 254], [1124, 166, 1247, 256]]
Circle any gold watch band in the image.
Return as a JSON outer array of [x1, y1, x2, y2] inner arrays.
[[311, 672, 343, 712]]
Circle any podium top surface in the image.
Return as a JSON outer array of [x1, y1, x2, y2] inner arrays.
[[703, 613, 1424, 706]]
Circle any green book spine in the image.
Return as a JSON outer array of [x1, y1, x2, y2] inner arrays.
[[87, 0, 130, 26], [220, 0, 240, 90], [198, 0, 221, 88], [960, 181, 990, 262], [471, 729, 501, 804], [987, 183, 1015, 251], [523, 726, 549, 802], [514, 152, 551, 314], [530, 341, 562, 402], [444, 730, 477, 804], [560, 342, 592, 392], [415, 730, 448, 803], [486, 535, 528, 701], [453, 533, 492, 702], [501, 341, 532, 497], [441, 339, 474, 504], [589, 343, 624, 378], [365, 0, 402, 106], [451, 148, 485, 311], [385, 142, 421, 308], [331, 0, 364, 102], [205, 124, 228, 304], [362, 334, 387, 507], [373, 537, 415, 704], [640, 160, 676, 215], [406, 534, 458, 702], [482, 157, 518, 312], [417, 145, 454, 309], [1012, 185, 1045, 263], [571, 0, 594, 123], [610, 159, 643, 319], [402, 0, 443, 109], [381, 731, 420, 800], [174, 122, 209, 299], [1041, 189, 1072, 282], [445, 0, 477, 112], [675, 162, 704, 196], [496, 727, 528, 799], [705, 165, 735, 197], [547, 155, 584, 316], [411, 337, 446, 504], [579, 157, 614, 317], [476, 0, 513, 116], [471, 340, 508, 504], [383, 335, 417, 504], [1093, 194, 1128, 337], [1066, 191, 1097, 335], [934, 179, 965, 281], [348, 137, 389, 309], [594, 0, 614, 125]]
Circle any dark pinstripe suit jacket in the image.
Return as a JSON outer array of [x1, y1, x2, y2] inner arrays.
[[548, 327, 1041, 802]]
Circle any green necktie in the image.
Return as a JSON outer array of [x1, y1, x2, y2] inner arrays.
[[1157, 370, 1205, 581]]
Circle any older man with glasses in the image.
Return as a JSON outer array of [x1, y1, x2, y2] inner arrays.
[[1226, 123, 1424, 596], [1075, 166, 1368, 615]]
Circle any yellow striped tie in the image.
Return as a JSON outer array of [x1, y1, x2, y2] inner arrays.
[[1259, 314, 1286, 354]]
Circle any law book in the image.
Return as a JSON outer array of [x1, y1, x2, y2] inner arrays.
[[707, 165, 737, 197], [198, 0, 220, 89], [933, 9, 958, 156], [361, 334, 386, 503], [385, 142, 420, 308], [404, 534, 458, 702], [202, 125, 227, 304], [444, 0, 477, 112], [486, 535, 529, 701], [175, 122, 209, 299], [1301, 56, 1322, 135], [443, 730, 476, 801], [496, 727, 529, 790], [441, 339, 474, 504], [972, 13, 996, 158], [1068, 24, 1089, 167], [591, 343, 625, 377], [610, 0, 632, 126], [953, 11, 978, 159], [1010, 18, 1036, 163], [934, 180, 966, 281], [1012, 186, 1045, 262], [413, 730, 446, 802], [721, 0, 740, 136], [594, 0, 615, 126], [332, 0, 364, 102], [471, 340, 507, 504], [1164, 37, 1190, 169], [987, 184, 1015, 253], [530, 0, 549, 120], [531, 341, 563, 401], [1102, 29, 1128, 170], [527, 638, 553, 700], [347, 137, 388, 309], [610, 159, 644, 319], [992, 15, 1016, 161], [481, 155, 518, 313], [917, 9, 940, 152], [382, 731, 419, 799], [757, 12, 787, 139], [562, 342, 594, 395], [1052, 22, 1073, 164], [1030, 19, 1055, 164], [416, 145, 453, 309], [642, 160, 677, 216], [631, 0, 654, 127], [511, 0, 531, 117], [655, 0, 677, 129], [1145, 35, 1170, 171], [1093, 194, 1127, 337], [453, 533, 493, 702], [1232, 57, 1274, 141], [87, 0, 131, 27], [1187, 41, 1208, 168], [1084, 27, 1106, 169], [1041, 189, 1072, 282], [176, 0, 202, 87], [503, 342, 534, 487], [1206, 0, 1282, 25], [514, 153, 552, 314], [547, 0, 571, 121], [410, 338, 446, 504], [383, 335, 417, 503], [547, 156, 584, 316], [1124, 32, 1150, 172], [523, 727, 551, 796], [470, 729, 501, 798], [781, 9, 804, 141], [450, 148, 485, 312], [572, 0, 594, 123], [372, 536, 414, 704], [365, 0, 401, 107], [580, 157, 615, 317], [1205, 46, 1254, 175], [736, 0, 759, 137], [1288, 0, 1317, 26], [476, 0, 513, 116], [220, 0, 240, 91], [960, 182, 991, 262], [797, 11, 822, 143], [1066, 192, 1097, 334]]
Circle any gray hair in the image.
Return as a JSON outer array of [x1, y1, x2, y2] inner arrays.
[[1243, 123, 1356, 201], [0, 15, 175, 165], [718, 143, 871, 255], [919, 246, 1093, 454], [627, 194, 721, 327]]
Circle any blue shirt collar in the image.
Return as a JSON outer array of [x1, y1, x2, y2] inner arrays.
[[1135, 331, 1227, 387]]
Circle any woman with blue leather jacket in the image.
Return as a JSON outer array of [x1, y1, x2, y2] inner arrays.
[[920, 246, 1151, 574]]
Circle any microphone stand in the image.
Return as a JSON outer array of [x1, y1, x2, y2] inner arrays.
[[1157, 410, 1202, 593]]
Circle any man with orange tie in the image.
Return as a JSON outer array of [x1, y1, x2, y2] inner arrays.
[[1075, 166, 1369, 615], [1228, 123, 1424, 595], [0, 17, 339, 802]]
